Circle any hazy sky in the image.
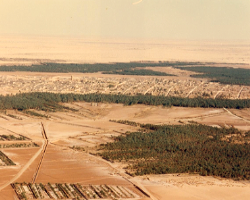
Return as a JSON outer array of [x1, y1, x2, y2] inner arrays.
[[1, 0, 250, 40]]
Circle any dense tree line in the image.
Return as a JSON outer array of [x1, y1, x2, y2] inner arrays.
[[99, 123, 250, 180], [0, 92, 250, 111], [1, 62, 249, 83], [174, 66, 250, 85], [0, 61, 201, 75], [103, 69, 174, 76]]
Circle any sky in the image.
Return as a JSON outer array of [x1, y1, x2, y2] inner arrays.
[[1, 0, 250, 40]]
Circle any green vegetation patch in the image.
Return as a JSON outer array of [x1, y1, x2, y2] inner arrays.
[[0, 93, 73, 111], [99, 123, 250, 180], [174, 66, 250, 85], [0, 61, 202, 75], [6, 114, 22, 120], [0, 143, 39, 148], [1, 92, 250, 111], [0, 134, 28, 141], [70, 146, 85, 151], [103, 69, 174, 76], [24, 110, 50, 118]]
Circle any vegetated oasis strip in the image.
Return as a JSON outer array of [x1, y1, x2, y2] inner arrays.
[[99, 122, 250, 180], [174, 66, 250, 86], [0, 62, 186, 76], [1, 92, 250, 111], [103, 68, 174, 76], [1, 62, 250, 84]]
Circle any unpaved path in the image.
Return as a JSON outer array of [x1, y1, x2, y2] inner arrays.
[[144, 85, 155, 95], [123, 80, 145, 94], [223, 108, 250, 123], [176, 110, 225, 121], [185, 86, 198, 98], [86, 153, 158, 200], [0, 122, 47, 191], [0, 140, 45, 191], [165, 86, 173, 96], [214, 85, 228, 99], [236, 86, 244, 99]]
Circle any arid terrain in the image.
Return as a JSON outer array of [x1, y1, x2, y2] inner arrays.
[[1, 36, 250, 65], [0, 71, 250, 99], [0, 36, 250, 200], [0, 102, 249, 199]]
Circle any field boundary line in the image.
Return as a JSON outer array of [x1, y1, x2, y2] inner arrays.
[[0, 138, 45, 191], [32, 122, 48, 183]]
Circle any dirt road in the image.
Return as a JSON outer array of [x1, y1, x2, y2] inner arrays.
[[0, 140, 45, 191]]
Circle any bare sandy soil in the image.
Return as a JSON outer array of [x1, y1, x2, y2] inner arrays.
[[0, 102, 249, 199], [133, 174, 250, 200], [141, 66, 201, 77], [1, 35, 250, 65]]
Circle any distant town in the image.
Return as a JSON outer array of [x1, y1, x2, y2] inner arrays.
[[1, 74, 249, 99]]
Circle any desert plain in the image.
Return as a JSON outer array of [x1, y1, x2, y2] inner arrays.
[[0, 35, 250, 200]]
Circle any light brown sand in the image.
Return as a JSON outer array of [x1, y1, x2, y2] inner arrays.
[[0, 35, 250, 199], [134, 174, 250, 200], [0, 103, 249, 199], [1, 35, 250, 65]]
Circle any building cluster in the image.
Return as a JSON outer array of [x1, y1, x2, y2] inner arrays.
[[0, 75, 249, 99]]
